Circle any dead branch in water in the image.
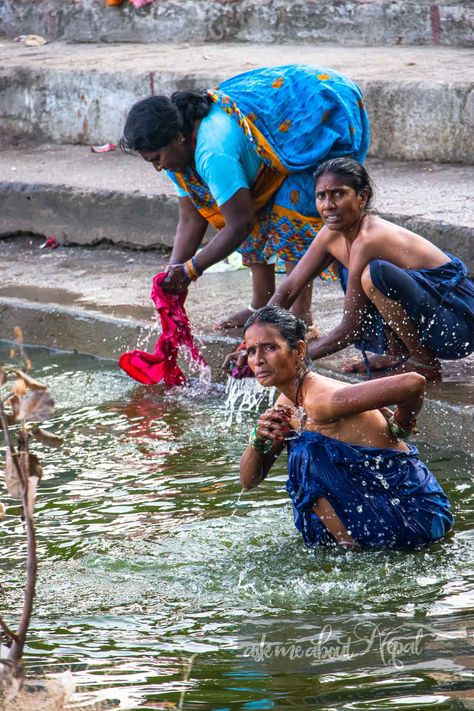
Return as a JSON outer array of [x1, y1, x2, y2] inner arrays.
[[0, 329, 62, 678]]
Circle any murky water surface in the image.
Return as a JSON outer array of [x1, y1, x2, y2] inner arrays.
[[0, 348, 473, 710]]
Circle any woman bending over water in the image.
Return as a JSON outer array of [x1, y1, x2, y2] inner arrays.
[[121, 66, 369, 332], [260, 158, 474, 379], [240, 306, 453, 550]]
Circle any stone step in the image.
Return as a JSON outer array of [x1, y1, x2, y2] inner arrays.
[[1, 145, 473, 270], [1, 41, 473, 163], [0, 0, 472, 47], [0, 236, 472, 455]]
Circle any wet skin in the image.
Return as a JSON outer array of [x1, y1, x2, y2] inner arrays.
[[245, 322, 306, 395]]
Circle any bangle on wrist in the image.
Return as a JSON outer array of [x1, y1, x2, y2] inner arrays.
[[249, 425, 272, 454], [181, 264, 192, 282], [183, 258, 201, 282], [388, 411, 416, 441]]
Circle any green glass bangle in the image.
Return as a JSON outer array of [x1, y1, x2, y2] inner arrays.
[[249, 425, 273, 454], [388, 414, 412, 441]]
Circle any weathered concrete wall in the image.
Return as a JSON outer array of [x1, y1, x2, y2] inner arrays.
[[0, 182, 179, 249], [1, 43, 473, 163], [0, 0, 472, 47]]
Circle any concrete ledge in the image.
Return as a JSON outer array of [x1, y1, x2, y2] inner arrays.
[[0, 0, 472, 47], [0, 181, 179, 249], [1, 296, 472, 455], [0, 42, 473, 163], [0, 147, 472, 269]]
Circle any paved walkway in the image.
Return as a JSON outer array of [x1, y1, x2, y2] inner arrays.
[[1, 146, 472, 268]]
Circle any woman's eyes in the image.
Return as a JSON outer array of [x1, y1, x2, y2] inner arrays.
[[316, 190, 344, 199], [247, 345, 276, 355]]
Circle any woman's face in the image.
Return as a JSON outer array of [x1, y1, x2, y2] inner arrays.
[[245, 322, 303, 388], [140, 135, 193, 172], [315, 172, 366, 231]]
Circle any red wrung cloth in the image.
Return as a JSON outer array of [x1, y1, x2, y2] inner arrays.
[[119, 272, 207, 385]]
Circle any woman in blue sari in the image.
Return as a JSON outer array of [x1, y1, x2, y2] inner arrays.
[[121, 65, 370, 331], [240, 306, 453, 550], [227, 158, 474, 379]]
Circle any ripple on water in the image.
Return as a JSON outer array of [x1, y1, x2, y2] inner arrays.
[[0, 347, 473, 710]]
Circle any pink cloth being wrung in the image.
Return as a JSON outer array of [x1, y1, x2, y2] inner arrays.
[[119, 272, 207, 385]]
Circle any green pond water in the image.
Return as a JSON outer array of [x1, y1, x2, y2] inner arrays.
[[0, 347, 473, 710]]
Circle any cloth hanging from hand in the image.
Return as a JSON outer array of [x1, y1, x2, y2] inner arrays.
[[119, 272, 207, 386]]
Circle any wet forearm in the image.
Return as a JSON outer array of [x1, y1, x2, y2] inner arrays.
[[269, 281, 299, 310], [394, 374, 426, 424], [308, 322, 361, 360], [240, 446, 278, 490]]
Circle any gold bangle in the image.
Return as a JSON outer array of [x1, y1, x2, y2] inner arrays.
[[184, 259, 200, 281]]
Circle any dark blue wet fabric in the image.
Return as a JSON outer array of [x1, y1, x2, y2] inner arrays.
[[338, 254, 474, 359], [286, 430, 453, 550]]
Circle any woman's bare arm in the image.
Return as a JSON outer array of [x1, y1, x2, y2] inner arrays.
[[307, 241, 373, 360], [193, 188, 256, 272], [169, 196, 208, 264], [163, 189, 255, 291], [316, 373, 426, 425], [240, 402, 290, 490], [269, 227, 334, 309]]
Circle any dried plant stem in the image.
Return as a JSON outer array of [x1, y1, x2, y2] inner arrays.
[[0, 404, 37, 666], [0, 618, 19, 644], [8, 498, 37, 663]]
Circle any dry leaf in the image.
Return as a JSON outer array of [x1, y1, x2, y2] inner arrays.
[[9, 348, 16, 360], [5, 452, 23, 499], [26, 475, 41, 518], [25, 356, 32, 371], [23, 34, 48, 47], [18, 453, 42, 518], [8, 395, 20, 419], [0, 369, 6, 386], [32, 426, 63, 449], [12, 379, 27, 397], [18, 390, 54, 423], [15, 370, 47, 391], [14, 327, 23, 344]]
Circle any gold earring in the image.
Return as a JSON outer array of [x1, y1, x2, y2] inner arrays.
[[179, 136, 185, 143]]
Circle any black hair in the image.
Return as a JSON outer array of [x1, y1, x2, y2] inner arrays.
[[120, 90, 212, 153], [314, 157, 375, 211], [243, 306, 309, 349]]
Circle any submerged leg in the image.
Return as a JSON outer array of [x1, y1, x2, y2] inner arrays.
[[284, 261, 318, 337], [313, 497, 356, 547], [213, 263, 275, 330]]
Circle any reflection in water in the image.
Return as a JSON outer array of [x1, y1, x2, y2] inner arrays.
[[0, 348, 472, 710]]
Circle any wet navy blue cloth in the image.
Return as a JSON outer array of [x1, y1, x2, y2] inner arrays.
[[338, 254, 474, 359], [286, 430, 453, 550]]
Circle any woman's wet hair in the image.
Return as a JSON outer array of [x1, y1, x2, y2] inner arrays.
[[314, 157, 375, 211], [243, 306, 308, 349], [120, 90, 212, 153]]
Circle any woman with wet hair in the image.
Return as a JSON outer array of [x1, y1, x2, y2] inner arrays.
[[251, 157, 474, 379], [240, 306, 453, 550], [121, 66, 370, 332]]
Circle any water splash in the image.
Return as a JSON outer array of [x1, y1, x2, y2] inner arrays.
[[224, 376, 276, 426]]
